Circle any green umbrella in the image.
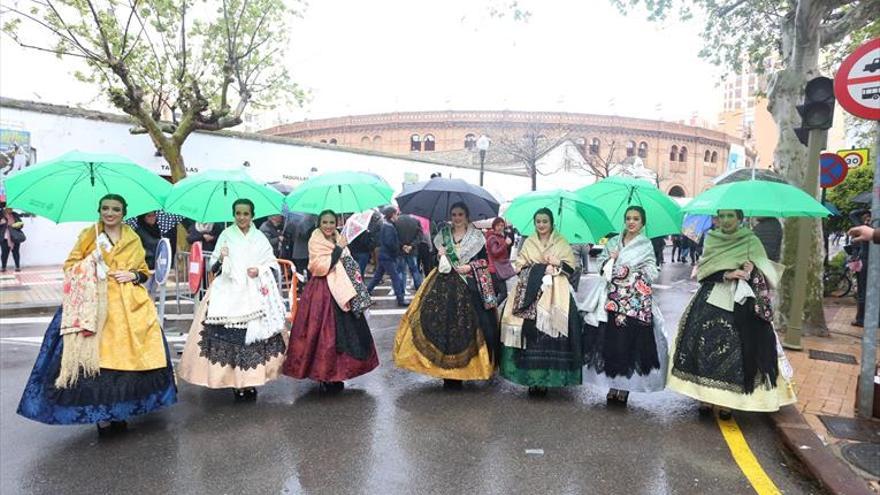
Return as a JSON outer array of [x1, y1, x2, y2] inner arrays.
[[164, 169, 284, 222], [504, 189, 614, 244], [284, 171, 393, 214], [682, 180, 831, 218], [576, 176, 682, 238], [3, 150, 170, 222]]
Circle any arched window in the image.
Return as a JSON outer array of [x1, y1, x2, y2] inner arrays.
[[410, 134, 421, 152], [679, 146, 688, 162], [704, 150, 711, 162], [372, 135, 382, 147], [668, 185, 686, 197], [329, 138, 338, 145], [424, 134, 436, 151], [464, 134, 476, 150], [320, 139, 327, 144], [589, 138, 600, 155], [638, 141, 648, 158], [626, 140, 636, 157], [669, 145, 679, 162], [361, 136, 371, 148], [711, 151, 718, 163], [575, 137, 586, 153]]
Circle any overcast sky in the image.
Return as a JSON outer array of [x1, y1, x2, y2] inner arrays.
[[0, 0, 724, 125]]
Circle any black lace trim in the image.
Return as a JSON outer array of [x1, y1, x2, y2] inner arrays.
[[198, 323, 286, 371]]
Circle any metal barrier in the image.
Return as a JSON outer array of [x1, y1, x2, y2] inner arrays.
[[276, 259, 300, 323], [174, 249, 214, 314]]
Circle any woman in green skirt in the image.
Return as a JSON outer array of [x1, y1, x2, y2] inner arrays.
[[498, 208, 582, 396]]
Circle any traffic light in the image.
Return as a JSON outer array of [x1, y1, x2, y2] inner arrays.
[[794, 76, 835, 146]]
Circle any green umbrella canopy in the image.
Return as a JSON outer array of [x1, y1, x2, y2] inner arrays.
[[576, 176, 683, 238], [284, 171, 393, 214], [504, 189, 614, 244], [3, 150, 171, 223], [164, 169, 284, 222], [682, 180, 831, 218]]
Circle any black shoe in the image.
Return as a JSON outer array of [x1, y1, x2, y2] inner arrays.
[[617, 390, 629, 406], [851, 320, 864, 327], [528, 386, 548, 397], [245, 387, 257, 401], [14, 268, 20, 272], [718, 409, 733, 421], [97, 420, 127, 437], [320, 381, 344, 393], [442, 379, 463, 390], [698, 403, 713, 416], [233, 388, 249, 402], [397, 300, 410, 307], [606, 389, 618, 403]]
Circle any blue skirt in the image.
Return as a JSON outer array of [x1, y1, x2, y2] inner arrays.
[[17, 308, 178, 425]]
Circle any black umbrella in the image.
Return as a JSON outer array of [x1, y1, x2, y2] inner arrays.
[[852, 191, 873, 204], [125, 210, 187, 235], [714, 167, 788, 185], [396, 178, 500, 222]]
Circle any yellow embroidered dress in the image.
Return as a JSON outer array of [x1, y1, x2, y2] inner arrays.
[[17, 224, 177, 425]]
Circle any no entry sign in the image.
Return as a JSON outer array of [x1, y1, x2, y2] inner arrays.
[[833, 38, 880, 121], [820, 152, 848, 188]]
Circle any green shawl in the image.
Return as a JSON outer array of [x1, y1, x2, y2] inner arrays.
[[697, 228, 781, 287]]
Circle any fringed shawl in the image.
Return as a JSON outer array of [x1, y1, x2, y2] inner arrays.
[[308, 229, 371, 313], [598, 233, 656, 326], [502, 231, 574, 347], [207, 224, 285, 344]]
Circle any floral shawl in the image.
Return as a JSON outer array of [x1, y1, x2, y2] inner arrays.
[[599, 233, 656, 326], [435, 224, 496, 309], [308, 229, 372, 315]]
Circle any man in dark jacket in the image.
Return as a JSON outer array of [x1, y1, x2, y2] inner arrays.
[[366, 207, 408, 306], [395, 213, 424, 291], [285, 214, 316, 281], [752, 217, 783, 262], [259, 214, 286, 259]]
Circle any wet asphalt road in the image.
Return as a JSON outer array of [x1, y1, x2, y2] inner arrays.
[[0, 261, 823, 494]]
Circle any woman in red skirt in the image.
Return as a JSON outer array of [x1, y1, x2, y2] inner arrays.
[[283, 210, 379, 391]]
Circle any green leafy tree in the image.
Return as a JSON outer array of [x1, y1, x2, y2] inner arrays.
[[609, 0, 879, 336], [1, 0, 305, 181]]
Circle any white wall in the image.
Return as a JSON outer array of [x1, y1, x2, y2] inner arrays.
[[2, 104, 591, 266]]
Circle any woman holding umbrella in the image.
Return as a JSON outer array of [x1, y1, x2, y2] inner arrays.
[[498, 208, 583, 396], [178, 199, 288, 402], [582, 206, 668, 405], [668, 209, 796, 418], [17, 194, 177, 435], [393, 202, 498, 389], [283, 210, 378, 391]]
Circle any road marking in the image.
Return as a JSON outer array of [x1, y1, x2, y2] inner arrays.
[[0, 316, 53, 325], [716, 414, 782, 495], [0, 336, 43, 346], [369, 309, 407, 316]]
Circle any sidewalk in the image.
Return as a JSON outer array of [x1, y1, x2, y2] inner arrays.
[[772, 297, 880, 495], [0, 265, 63, 316]]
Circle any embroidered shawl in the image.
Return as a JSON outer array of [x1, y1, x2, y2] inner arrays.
[[206, 224, 285, 344], [501, 231, 575, 346], [697, 227, 783, 313], [308, 229, 372, 314], [598, 233, 656, 326], [435, 224, 496, 309]]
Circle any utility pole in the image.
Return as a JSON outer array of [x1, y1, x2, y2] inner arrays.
[[784, 76, 835, 350]]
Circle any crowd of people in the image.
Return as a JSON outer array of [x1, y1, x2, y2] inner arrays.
[[18, 186, 870, 436]]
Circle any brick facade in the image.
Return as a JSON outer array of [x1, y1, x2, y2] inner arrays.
[[262, 110, 755, 197]]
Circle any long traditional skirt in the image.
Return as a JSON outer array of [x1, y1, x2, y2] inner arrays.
[[283, 277, 379, 382], [17, 308, 177, 425], [583, 309, 668, 393], [178, 293, 288, 389], [393, 269, 495, 381], [667, 282, 796, 412], [499, 295, 583, 388]]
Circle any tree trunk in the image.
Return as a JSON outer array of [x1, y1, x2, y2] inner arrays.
[[530, 161, 537, 191], [767, 6, 828, 336]]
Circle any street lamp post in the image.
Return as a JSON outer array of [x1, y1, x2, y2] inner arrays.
[[476, 134, 490, 186]]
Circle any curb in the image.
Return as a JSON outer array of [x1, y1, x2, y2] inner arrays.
[[0, 302, 59, 319], [770, 405, 874, 495]]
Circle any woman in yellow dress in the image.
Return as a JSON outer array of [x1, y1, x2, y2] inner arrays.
[[393, 202, 498, 389], [18, 194, 177, 435]]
